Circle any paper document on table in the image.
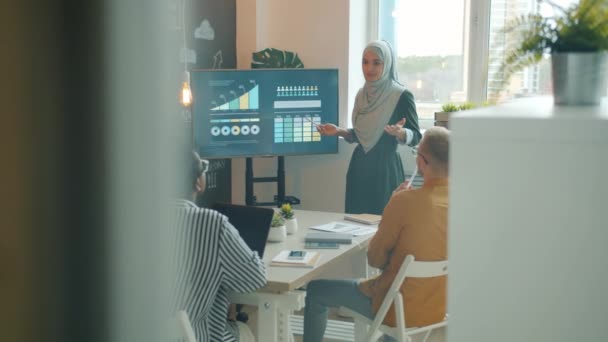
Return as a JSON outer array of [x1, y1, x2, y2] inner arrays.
[[310, 221, 377, 236], [343, 213, 382, 225]]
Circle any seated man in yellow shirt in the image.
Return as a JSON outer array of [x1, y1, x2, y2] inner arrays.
[[303, 127, 449, 342]]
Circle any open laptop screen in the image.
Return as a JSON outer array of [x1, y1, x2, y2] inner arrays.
[[212, 203, 274, 258]]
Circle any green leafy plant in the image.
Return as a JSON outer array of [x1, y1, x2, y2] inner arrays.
[[458, 102, 477, 111], [280, 203, 295, 219], [498, 0, 608, 87], [481, 100, 497, 107], [251, 48, 304, 68], [271, 212, 285, 228], [441, 103, 460, 112]]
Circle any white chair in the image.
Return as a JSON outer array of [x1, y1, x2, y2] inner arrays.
[[235, 321, 256, 342], [174, 310, 197, 342], [341, 255, 448, 342]]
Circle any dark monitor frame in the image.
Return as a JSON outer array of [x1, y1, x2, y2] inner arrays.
[[191, 68, 339, 159]]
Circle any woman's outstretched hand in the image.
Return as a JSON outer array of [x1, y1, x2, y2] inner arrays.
[[384, 118, 406, 137], [317, 123, 339, 136]]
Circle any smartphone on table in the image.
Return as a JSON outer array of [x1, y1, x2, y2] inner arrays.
[[287, 250, 306, 260]]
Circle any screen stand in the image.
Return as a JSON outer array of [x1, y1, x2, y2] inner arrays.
[[245, 156, 300, 207]]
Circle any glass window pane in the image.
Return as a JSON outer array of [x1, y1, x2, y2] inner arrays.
[[379, 0, 467, 130], [487, 0, 579, 102]]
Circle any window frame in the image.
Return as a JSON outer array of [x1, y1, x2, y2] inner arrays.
[[370, 0, 493, 104]]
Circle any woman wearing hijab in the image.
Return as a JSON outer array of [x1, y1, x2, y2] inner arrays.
[[317, 40, 421, 215]]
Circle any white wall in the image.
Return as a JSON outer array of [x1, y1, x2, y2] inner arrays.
[[233, 0, 416, 212], [236, 0, 256, 69]]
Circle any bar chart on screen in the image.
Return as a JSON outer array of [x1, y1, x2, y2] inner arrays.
[[210, 81, 259, 111], [274, 114, 321, 143]]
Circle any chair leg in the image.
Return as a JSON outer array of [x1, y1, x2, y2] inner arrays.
[[353, 317, 385, 342], [353, 317, 368, 342], [420, 329, 432, 342], [370, 330, 383, 341]]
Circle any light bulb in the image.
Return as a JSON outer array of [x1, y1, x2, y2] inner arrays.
[[180, 71, 192, 107], [181, 81, 192, 106]]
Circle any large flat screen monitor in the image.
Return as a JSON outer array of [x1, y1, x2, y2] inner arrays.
[[191, 69, 339, 158]]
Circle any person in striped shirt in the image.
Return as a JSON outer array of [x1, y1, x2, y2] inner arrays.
[[171, 151, 266, 341]]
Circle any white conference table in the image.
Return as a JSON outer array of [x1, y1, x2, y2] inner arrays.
[[229, 209, 377, 342]]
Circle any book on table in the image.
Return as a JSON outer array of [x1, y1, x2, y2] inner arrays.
[[270, 250, 321, 268], [304, 232, 352, 244], [343, 213, 382, 225], [304, 241, 340, 249]]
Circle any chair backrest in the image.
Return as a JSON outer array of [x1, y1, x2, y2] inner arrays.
[[366, 255, 448, 340], [174, 310, 197, 342]]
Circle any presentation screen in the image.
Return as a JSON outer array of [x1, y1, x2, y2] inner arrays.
[[191, 69, 339, 158]]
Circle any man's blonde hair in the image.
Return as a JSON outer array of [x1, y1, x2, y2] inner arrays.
[[421, 127, 450, 173]]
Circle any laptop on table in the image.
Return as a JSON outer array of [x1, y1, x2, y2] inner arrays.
[[212, 203, 274, 258]]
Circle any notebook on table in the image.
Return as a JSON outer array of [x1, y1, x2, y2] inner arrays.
[[212, 203, 274, 258]]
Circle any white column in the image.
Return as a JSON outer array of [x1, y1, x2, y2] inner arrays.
[[448, 98, 608, 341]]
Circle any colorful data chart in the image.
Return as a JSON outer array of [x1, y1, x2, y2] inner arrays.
[[209, 118, 260, 137], [274, 115, 322, 143], [211, 84, 259, 111], [276, 85, 319, 97]]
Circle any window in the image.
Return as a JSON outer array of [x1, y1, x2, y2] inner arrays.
[[376, 0, 580, 118], [487, 0, 579, 101], [378, 0, 468, 130]]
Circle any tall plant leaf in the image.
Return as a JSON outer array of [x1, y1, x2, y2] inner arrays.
[[251, 48, 304, 69]]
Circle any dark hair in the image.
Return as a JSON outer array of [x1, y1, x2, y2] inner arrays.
[[180, 150, 206, 198], [192, 150, 205, 183]]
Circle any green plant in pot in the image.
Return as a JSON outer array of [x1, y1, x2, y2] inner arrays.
[[280, 203, 298, 234], [435, 102, 466, 129], [458, 102, 477, 111], [271, 212, 285, 228], [441, 103, 460, 113], [499, 0, 608, 105], [268, 212, 287, 242], [251, 48, 304, 68]]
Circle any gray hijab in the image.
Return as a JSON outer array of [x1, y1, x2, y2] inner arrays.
[[352, 40, 405, 152]]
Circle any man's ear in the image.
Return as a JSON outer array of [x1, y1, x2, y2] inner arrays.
[[195, 175, 207, 194], [416, 156, 424, 176]]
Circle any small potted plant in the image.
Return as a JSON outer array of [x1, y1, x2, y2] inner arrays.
[[267, 212, 286, 242], [498, 0, 608, 105], [280, 203, 298, 234], [434, 102, 460, 129], [458, 101, 477, 111]]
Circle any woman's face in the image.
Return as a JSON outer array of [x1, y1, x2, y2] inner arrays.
[[362, 50, 384, 82]]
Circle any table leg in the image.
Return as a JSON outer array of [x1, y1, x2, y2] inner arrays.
[[229, 291, 305, 342], [257, 301, 279, 341], [352, 246, 369, 278]]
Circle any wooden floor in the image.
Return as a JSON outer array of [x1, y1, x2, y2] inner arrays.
[[242, 305, 446, 342]]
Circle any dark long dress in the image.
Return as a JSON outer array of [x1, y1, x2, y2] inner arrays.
[[345, 90, 421, 215]]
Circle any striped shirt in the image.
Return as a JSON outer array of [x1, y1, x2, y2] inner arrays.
[[171, 199, 266, 341]]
